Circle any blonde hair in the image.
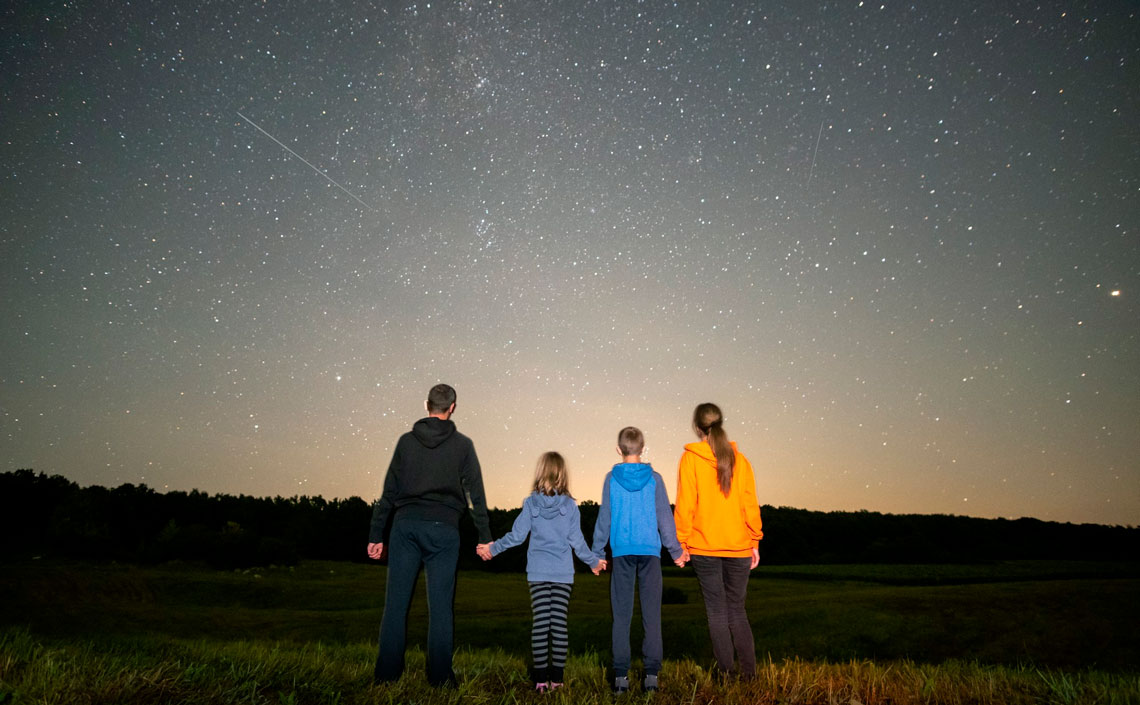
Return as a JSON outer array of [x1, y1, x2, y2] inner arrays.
[[694, 403, 735, 496], [533, 451, 570, 496]]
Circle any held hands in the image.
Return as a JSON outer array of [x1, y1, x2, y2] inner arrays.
[[366, 542, 384, 560], [476, 542, 494, 561], [674, 549, 690, 568], [592, 559, 607, 575]]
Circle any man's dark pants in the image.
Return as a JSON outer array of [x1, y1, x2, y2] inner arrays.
[[374, 519, 459, 686], [610, 554, 664, 677]]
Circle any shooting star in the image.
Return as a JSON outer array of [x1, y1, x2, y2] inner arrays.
[[806, 118, 824, 189], [236, 111, 376, 212]]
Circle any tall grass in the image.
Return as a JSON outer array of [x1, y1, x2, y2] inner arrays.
[[2, 560, 1137, 703], [2, 628, 1137, 705]]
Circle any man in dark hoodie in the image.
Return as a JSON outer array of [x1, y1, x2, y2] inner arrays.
[[590, 426, 685, 694], [367, 383, 492, 687]]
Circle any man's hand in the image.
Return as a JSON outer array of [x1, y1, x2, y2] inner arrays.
[[750, 547, 760, 569], [367, 542, 384, 560]]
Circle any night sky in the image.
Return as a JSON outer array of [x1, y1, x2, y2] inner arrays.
[[3, 1, 1137, 526]]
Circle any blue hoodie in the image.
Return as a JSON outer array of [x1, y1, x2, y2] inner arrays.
[[590, 463, 683, 561], [490, 492, 597, 584]]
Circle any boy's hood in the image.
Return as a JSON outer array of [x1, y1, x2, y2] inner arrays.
[[612, 462, 653, 492], [412, 417, 456, 449], [529, 492, 571, 519], [683, 440, 738, 468]]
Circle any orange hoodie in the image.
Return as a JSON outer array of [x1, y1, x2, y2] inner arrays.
[[673, 441, 763, 558]]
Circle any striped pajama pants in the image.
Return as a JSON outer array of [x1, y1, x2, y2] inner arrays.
[[528, 581, 572, 683]]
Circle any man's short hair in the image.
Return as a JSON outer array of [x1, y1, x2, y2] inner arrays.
[[617, 426, 644, 456], [427, 384, 457, 413]]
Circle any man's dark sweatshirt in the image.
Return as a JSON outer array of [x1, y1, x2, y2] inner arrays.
[[368, 416, 492, 544]]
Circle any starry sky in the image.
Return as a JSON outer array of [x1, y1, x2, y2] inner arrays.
[[2, 1, 1137, 527]]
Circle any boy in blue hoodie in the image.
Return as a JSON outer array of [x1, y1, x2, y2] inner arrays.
[[591, 427, 685, 694]]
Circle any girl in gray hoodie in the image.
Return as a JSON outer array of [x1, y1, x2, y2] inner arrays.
[[480, 452, 603, 692]]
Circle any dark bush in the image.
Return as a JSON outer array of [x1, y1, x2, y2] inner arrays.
[[662, 585, 688, 604]]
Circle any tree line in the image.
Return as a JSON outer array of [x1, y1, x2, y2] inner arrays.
[[1, 470, 1135, 570]]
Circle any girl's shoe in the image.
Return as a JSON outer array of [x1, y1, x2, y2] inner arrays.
[[548, 682, 564, 691], [535, 682, 549, 694]]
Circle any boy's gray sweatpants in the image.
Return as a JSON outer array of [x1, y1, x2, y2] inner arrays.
[[610, 554, 663, 676]]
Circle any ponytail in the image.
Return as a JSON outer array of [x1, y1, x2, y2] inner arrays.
[[693, 403, 735, 495]]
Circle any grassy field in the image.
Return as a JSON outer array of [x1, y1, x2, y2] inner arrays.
[[1, 559, 1137, 703]]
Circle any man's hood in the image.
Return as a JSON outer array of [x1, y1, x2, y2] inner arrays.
[[412, 417, 456, 449], [612, 462, 653, 492]]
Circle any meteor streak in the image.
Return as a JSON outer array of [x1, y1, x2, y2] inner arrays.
[[237, 111, 376, 212], [806, 118, 824, 189]]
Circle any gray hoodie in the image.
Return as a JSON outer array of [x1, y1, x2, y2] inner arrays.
[[491, 492, 597, 583]]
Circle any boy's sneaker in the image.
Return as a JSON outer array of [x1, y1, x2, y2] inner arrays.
[[644, 674, 658, 692], [613, 675, 629, 693]]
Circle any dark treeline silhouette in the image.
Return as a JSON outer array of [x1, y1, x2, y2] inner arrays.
[[2, 470, 1136, 569], [0, 470, 365, 569], [757, 505, 1138, 565]]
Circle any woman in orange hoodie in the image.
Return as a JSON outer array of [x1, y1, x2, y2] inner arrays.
[[674, 402, 763, 679]]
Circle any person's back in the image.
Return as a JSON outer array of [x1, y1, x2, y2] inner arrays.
[[371, 415, 486, 532], [367, 384, 492, 688], [608, 462, 666, 557], [591, 427, 683, 693], [521, 492, 590, 581], [494, 490, 594, 583], [673, 402, 763, 680], [674, 440, 759, 556], [482, 452, 601, 691]]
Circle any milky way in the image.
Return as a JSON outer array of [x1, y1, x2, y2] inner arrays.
[[2, 1, 1137, 525]]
